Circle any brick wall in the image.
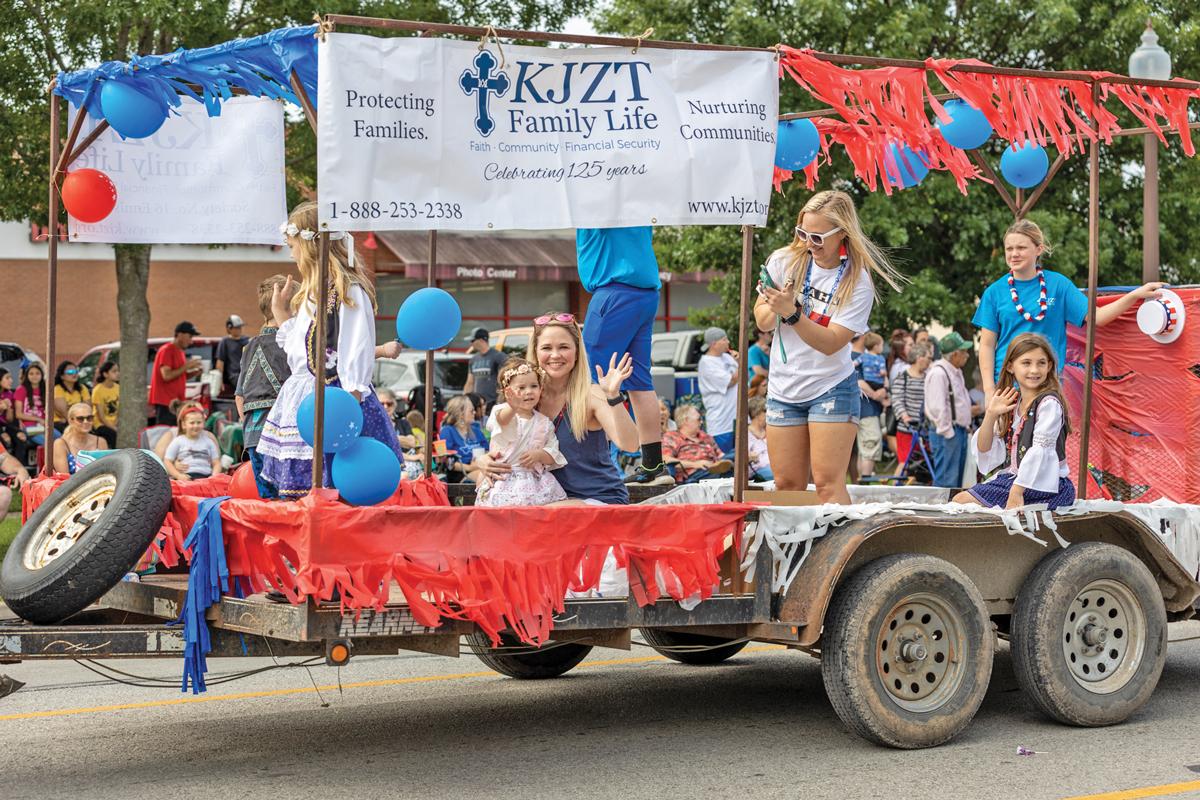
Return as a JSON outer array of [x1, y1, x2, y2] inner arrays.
[[2, 258, 295, 363]]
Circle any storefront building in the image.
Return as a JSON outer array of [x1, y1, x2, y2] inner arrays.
[[372, 230, 722, 346]]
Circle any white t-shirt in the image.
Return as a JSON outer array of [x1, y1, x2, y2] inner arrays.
[[697, 352, 739, 436], [164, 434, 220, 477], [764, 250, 875, 403]]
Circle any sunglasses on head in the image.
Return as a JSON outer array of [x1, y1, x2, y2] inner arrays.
[[534, 313, 576, 326], [794, 226, 843, 247]]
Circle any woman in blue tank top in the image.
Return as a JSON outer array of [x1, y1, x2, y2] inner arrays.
[[474, 313, 638, 504]]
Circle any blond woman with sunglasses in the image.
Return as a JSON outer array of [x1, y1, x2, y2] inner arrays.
[[754, 190, 905, 503], [52, 402, 104, 475]]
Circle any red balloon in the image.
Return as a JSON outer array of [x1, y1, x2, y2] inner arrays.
[[229, 461, 261, 499], [61, 168, 117, 223]]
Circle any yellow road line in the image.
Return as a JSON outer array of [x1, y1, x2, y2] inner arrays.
[[1062, 780, 1200, 800], [0, 645, 784, 722]]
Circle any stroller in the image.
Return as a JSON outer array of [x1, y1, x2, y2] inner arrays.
[[874, 422, 934, 485]]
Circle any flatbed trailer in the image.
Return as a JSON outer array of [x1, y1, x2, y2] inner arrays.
[[4, 478, 1197, 749]]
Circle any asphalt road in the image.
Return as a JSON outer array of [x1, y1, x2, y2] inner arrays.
[[3, 627, 1200, 800]]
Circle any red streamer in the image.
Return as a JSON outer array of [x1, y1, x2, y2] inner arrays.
[[773, 47, 1200, 193], [169, 491, 752, 645]]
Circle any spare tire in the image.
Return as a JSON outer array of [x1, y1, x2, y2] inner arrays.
[[1, 450, 171, 624]]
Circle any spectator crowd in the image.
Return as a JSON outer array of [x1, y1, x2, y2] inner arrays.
[[4, 196, 1166, 516]]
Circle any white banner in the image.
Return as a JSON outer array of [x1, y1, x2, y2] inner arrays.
[[317, 33, 779, 231], [69, 96, 287, 244]]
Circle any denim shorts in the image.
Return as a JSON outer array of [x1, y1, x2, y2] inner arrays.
[[766, 372, 861, 427]]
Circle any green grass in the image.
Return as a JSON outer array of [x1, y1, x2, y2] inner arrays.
[[0, 492, 21, 563]]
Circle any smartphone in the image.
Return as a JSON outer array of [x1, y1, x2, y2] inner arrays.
[[758, 264, 777, 290]]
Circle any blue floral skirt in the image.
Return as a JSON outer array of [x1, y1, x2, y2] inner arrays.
[[258, 377, 402, 499]]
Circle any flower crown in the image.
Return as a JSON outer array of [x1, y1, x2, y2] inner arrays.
[[280, 222, 355, 266], [500, 362, 543, 387], [279, 222, 349, 241]]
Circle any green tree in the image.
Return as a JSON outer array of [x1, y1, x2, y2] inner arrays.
[[595, 0, 1200, 339], [0, 0, 586, 447]]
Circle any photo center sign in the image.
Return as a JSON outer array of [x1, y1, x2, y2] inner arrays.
[[317, 33, 779, 231]]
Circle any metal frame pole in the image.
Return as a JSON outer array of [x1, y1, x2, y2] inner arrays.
[[424, 230, 437, 476], [44, 92, 60, 475], [310, 233, 330, 488], [1143, 132, 1160, 282], [1077, 82, 1102, 500], [733, 226, 754, 504]]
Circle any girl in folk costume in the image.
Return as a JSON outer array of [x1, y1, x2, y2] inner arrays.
[[954, 333, 1076, 510], [476, 357, 571, 507], [257, 201, 403, 498], [753, 190, 906, 503]]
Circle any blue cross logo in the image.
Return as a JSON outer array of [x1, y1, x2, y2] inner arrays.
[[460, 50, 510, 137]]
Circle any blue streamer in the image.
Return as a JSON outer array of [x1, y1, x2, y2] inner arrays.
[[171, 495, 232, 694], [54, 25, 319, 120]]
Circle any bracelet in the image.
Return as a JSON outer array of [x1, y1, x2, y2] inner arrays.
[[606, 391, 628, 407]]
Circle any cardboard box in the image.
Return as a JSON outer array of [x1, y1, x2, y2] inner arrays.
[[743, 488, 823, 507]]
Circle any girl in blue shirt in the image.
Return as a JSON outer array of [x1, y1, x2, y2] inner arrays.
[[439, 394, 488, 482], [974, 219, 1163, 402]]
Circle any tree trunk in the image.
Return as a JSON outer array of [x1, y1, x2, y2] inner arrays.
[[114, 243, 151, 449]]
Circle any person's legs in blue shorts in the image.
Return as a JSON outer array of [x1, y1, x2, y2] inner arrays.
[[583, 283, 671, 485]]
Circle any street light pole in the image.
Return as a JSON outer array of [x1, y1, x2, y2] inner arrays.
[[1128, 19, 1172, 283]]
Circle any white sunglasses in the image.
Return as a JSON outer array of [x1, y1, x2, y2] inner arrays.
[[794, 226, 842, 247]]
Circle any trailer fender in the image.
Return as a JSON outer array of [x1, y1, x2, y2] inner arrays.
[[775, 510, 1199, 647]]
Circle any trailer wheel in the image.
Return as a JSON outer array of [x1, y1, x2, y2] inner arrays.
[[467, 632, 592, 679], [1011, 542, 1166, 727], [821, 553, 994, 749], [0, 450, 170, 624], [639, 629, 748, 665]]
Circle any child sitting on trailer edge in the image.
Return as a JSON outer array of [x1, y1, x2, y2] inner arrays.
[[954, 333, 1075, 510]]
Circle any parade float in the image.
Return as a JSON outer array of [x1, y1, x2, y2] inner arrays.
[[2, 15, 1200, 750]]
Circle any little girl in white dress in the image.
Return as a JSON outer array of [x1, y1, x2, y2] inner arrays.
[[477, 358, 570, 507]]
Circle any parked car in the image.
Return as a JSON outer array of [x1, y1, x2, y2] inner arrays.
[[651, 330, 704, 371], [373, 352, 470, 409], [78, 337, 224, 409], [488, 327, 533, 357], [0, 342, 43, 380], [651, 330, 703, 405], [490, 327, 683, 403]]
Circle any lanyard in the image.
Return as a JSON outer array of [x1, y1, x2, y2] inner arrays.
[[800, 255, 848, 326], [772, 254, 848, 365]]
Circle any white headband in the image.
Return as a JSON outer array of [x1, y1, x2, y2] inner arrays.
[[280, 222, 355, 268]]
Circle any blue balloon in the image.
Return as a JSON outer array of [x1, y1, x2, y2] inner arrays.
[[936, 100, 993, 150], [297, 387, 363, 453], [332, 437, 401, 506], [774, 119, 820, 171], [100, 80, 168, 139], [1000, 141, 1050, 189], [884, 144, 930, 189], [395, 287, 463, 350]]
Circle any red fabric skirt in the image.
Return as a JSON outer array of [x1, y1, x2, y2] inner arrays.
[[22, 474, 751, 645]]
